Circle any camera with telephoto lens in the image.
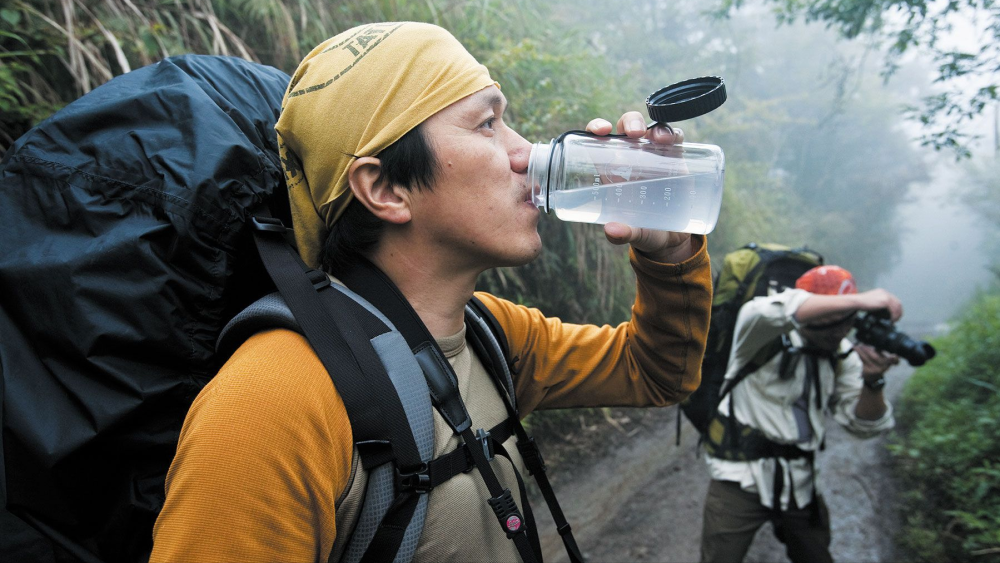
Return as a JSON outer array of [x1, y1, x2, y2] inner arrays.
[[853, 309, 936, 366]]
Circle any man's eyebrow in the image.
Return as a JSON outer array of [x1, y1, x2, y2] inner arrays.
[[481, 92, 507, 113]]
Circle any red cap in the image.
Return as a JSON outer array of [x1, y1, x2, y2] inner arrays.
[[795, 265, 857, 295]]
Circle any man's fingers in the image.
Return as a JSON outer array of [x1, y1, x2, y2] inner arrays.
[[604, 222, 636, 245], [856, 344, 899, 372], [645, 125, 682, 145], [854, 344, 877, 362], [889, 300, 904, 322], [586, 118, 614, 135], [645, 125, 671, 143], [605, 114, 684, 144], [857, 344, 886, 363], [616, 111, 648, 137]]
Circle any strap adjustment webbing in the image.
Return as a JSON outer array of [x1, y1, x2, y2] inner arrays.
[[515, 437, 546, 476], [395, 419, 515, 493]]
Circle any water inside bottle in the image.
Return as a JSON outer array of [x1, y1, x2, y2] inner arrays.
[[548, 172, 721, 234]]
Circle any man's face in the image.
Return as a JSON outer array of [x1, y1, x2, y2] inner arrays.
[[406, 86, 540, 272], [799, 312, 856, 351]]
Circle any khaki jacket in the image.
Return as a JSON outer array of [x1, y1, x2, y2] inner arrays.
[[707, 288, 895, 510]]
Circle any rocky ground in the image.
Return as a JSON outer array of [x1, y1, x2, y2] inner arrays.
[[530, 364, 912, 563]]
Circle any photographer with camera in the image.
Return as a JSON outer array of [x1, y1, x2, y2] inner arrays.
[[699, 265, 902, 563]]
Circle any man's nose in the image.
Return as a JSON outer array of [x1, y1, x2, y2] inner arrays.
[[508, 130, 531, 173]]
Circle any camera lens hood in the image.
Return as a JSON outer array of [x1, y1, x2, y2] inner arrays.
[[646, 76, 726, 124]]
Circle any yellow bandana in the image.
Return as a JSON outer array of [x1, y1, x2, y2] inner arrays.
[[275, 22, 497, 268]]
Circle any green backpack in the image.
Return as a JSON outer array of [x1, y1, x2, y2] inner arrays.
[[677, 243, 824, 441]]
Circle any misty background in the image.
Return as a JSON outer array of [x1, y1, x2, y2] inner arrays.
[[3, 0, 998, 326], [3, 0, 999, 561]]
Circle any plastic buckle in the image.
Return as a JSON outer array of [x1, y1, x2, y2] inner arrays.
[[487, 489, 524, 538], [395, 464, 432, 494], [306, 269, 331, 291], [516, 437, 546, 475], [476, 428, 494, 462], [251, 216, 286, 233]]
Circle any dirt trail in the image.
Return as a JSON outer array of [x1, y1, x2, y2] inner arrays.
[[532, 365, 911, 563]]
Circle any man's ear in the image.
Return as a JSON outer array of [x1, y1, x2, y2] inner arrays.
[[347, 156, 412, 224]]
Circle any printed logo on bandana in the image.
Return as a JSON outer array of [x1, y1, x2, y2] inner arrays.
[[505, 515, 522, 532], [287, 23, 405, 99]]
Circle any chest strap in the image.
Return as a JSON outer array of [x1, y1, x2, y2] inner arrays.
[[466, 297, 583, 563], [337, 257, 542, 563], [397, 418, 514, 493]]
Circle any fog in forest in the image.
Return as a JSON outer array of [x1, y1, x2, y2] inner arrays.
[[871, 12, 999, 334], [876, 150, 996, 333], [559, 1, 1000, 332]]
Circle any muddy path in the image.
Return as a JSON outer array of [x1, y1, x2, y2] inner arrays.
[[531, 365, 911, 563]]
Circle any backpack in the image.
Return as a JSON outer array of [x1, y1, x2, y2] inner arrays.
[[0, 55, 579, 563], [676, 243, 823, 442], [0, 54, 290, 563]]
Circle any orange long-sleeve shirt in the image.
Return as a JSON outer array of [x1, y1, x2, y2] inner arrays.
[[150, 239, 711, 562]]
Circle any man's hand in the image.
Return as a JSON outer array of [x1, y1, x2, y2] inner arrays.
[[585, 111, 696, 264], [853, 289, 904, 322], [855, 343, 900, 380], [796, 288, 904, 328], [854, 343, 895, 419]]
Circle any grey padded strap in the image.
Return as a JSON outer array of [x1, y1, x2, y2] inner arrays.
[[464, 304, 516, 411], [340, 330, 434, 563], [218, 286, 435, 563], [216, 292, 300, 355]]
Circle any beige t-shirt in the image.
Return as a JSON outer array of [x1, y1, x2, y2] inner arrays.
[[150, 240, 713, 562]]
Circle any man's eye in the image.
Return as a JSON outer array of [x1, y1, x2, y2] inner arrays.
[[481, 117, 497, 130]]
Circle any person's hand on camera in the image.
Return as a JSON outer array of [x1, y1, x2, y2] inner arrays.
[[853, 289, 904, 322], [855, 343, 900, 381], [585, 111, 695, 264]]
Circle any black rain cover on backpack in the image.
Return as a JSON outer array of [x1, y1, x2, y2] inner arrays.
[[679, 243, 823, 436], [0, 55, 291, 562]]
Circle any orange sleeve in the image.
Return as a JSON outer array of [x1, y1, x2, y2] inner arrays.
[[476, 235, 711, 416], [150, 328, 354, 563]]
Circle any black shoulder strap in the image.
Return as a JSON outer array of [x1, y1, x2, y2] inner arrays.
[[337, 258, 541, 563], [715, 335, 788, 452], [249, 211, 426, 563], [464, 297, 585, 563], [718, 335, 787, 401]]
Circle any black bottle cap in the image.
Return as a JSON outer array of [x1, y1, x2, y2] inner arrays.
[[646, 76, 726, 124]]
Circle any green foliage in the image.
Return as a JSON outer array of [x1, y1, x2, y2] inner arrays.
[[963, 158, 1000, 279], [718, 0, 1000, 158], [0, 11, 66, 145], [0, 0, 637, 324], [2, 0, 928, 314], [561, 0, 926, 284], [889, 290, 1000, 562]]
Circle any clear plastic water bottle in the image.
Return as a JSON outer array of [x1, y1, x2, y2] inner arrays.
[[528, 133, 725, 234], [529, 76, 727, 234]]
